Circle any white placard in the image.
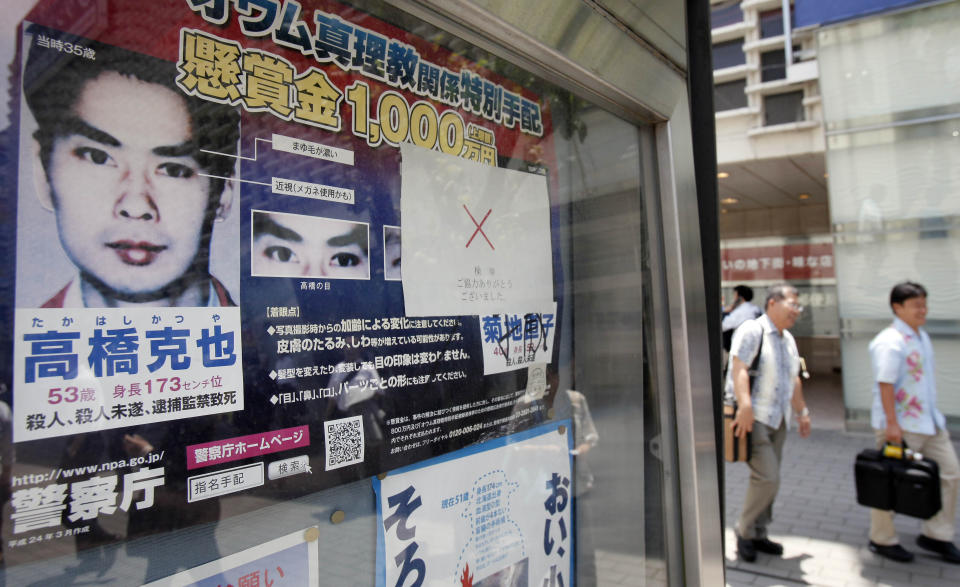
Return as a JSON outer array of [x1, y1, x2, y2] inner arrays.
[[13, 307, 243, 442], [267, 455, 312, 479], [400, 143, 554, 317], [478, 302, 557, 375], [271, 177, 355, 204], [187, 462, 264, 502], [272, 132, 354, 165]]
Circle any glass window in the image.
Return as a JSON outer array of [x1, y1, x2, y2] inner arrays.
[[0, 0, 676, 585], [711, 0, 744, 28], [760, 49, 786, 82], [764, 90, 804, 125], [715, 79, 748, 111], [759, 8, 793, 38], [822, 0, 960, 448], [713, 39, 746, 70]]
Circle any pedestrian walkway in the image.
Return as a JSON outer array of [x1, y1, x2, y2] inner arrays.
[[724, 427, 960, 586]]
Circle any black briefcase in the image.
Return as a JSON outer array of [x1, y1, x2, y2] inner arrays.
[[854, 448, 941, 519]]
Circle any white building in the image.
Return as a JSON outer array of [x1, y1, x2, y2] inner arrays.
[[713, 0, 960, 428]]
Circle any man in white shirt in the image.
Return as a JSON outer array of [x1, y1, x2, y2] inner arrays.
[[727, 283, 811, 562], [867, 281, 960, 564]]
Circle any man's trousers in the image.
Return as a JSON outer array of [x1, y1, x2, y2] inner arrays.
[[737, 420, 787, 540]]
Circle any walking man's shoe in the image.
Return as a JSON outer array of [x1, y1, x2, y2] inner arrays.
[[752, 537, 784, 556], [737, 535, 757, 562], [916, 535, 960, 564], [868, 541, 914, 562]]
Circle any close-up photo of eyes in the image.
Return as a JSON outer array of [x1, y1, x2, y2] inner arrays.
[[251, 210, 370, 280]]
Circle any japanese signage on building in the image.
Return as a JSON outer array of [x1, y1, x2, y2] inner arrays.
[[2, 0, 562, 565], [720, 236, 839, 337], [374, 422, 574, 587], [721, 237, 835, 282]]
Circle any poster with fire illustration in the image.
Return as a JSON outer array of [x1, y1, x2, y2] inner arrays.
[[374, 422, 574, 587]]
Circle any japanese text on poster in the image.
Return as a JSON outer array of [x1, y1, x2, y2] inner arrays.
[[374, 422, 573, 587], [13, 308, 243, 442]]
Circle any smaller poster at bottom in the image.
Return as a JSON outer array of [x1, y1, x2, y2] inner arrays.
[[143, 527, 320, 587], [374, 421, 574, 587]]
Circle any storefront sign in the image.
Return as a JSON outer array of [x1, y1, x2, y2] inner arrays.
[[721, 239, 835, 282]]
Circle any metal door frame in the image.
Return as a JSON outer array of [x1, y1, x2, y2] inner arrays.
[[382, 1, 724, 584]]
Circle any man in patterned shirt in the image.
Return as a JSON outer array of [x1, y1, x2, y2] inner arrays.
[[867, 281, 960, 564], [727, 283, 812, 562]]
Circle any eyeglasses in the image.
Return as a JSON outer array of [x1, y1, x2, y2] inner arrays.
[[783, 301, 804, 313]]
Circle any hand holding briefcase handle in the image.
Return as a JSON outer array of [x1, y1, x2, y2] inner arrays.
[[881, 441, 923, 461], [723, 404, 750, 462]]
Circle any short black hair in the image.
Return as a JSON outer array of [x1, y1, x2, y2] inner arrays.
[[890, 281, 927, 308], [765, 283, 798, 310], [23, 24, 239, 199], [734, 285, 754, 302]]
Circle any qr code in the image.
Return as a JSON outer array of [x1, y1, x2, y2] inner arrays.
[[324, 415, 364, 471]]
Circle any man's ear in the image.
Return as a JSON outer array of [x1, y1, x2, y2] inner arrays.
[[214, 178, 235, 221], [31, 139, 55, 212]]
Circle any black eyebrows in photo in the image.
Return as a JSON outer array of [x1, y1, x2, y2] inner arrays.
[[59, 117, 196, 157], [253, 212, 303, 243], [253, 213, 369, 254], [329, 225, 368, 252]]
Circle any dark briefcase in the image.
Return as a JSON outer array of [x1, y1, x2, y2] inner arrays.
[[854, 448, 941, 519]]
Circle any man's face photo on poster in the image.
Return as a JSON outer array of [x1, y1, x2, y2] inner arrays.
[[251, 210, 370, 279], [383, 225, 401, 281], [20, 31, 240, 308], [41, 73, 225, 302]]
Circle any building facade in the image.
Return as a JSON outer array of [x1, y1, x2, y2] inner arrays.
[[713, 0, 960, 428]]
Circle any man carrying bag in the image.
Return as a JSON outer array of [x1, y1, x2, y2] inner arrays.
[[866, 282, 960, 564], [726, 283, 812, 562], [724, 332, 763, 463]]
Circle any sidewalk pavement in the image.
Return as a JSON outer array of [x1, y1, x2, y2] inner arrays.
[[724, 426, 960, 587]]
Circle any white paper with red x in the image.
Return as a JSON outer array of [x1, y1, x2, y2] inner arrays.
[[399, 143, 554, 317]]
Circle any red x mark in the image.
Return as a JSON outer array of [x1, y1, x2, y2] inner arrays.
[[464, 205, 495, 250]]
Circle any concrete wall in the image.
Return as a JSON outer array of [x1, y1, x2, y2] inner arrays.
[[719, 203, 830, 238]]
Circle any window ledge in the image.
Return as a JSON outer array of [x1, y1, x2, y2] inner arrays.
[[747, 120, 820, 136], [716, 107, 758, 119], [713, 64, 751, 83], [744, 36, 786, 52], [746, 78, 806, 95], [711, 21, 752, 42], [741, 0, 782, 10]]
